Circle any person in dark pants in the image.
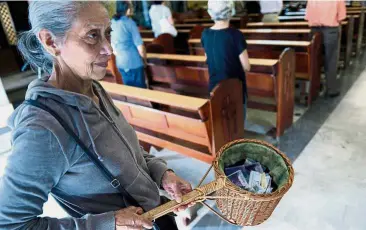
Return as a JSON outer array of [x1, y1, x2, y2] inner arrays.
[[305, 0, 346, 97], [201, 0, 251, 121], [111, 1, 147, 88]]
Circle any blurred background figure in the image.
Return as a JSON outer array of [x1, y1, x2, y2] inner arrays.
[[202, 0, 251, 121], [111, 0, 147, 88], [259, 0, 283, 22], [305, 0, 346, 97], [149, 1, 177, 38]]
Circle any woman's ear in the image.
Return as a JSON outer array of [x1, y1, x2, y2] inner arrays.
[[38, 29, 60, 57]]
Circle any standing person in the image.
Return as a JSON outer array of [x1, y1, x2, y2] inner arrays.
[[0, 1, 193, 229], [149, 1, 176, 38], [245, 0, 261, 14], [201, 0, 251, 120], [305, 0, 346, 97], [111, 1, 147, 88], [259, 0, 283, 22]]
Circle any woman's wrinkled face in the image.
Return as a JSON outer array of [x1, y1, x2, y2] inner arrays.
[[58, 3, 112, 81]]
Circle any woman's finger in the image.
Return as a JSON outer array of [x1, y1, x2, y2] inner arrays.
[[134, 215, 153, 229], [170, 184, 183, 203]]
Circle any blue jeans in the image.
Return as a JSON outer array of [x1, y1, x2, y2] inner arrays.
[[118, 67, 147, 88]]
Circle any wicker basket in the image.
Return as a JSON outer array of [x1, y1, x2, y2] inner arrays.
[[212, 139, 294, 226], [142, 139, 294, 227]]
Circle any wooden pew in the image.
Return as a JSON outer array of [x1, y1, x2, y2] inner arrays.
[[172, 20, 352, 68], [246, 21, 347, 28], [100, 80, 244, 163], [175, 23, 214, 29], [140, 29, 190, 39], [145, 28, 311, 44], [183, 17, 241, 23], [181, 16, 251, 28], [347, 10, 366, 52], [279, 14, 358, 22], [141, 32, 190, 54], [145, 50, 295, 138], [187, 37, 320, 106], [105, 54, 123, 84], [347, 7, 366, 11], [284, 6, 365, 16], [278, 13, 364, 57], [240, 28, 311, 41], [245, 21, 353, 68], [140, 30, 155, 38]]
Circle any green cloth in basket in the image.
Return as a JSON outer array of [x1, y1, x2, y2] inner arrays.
[[218, 142, 290, 190]]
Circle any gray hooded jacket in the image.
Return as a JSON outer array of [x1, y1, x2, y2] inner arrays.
[[0, 79, 168, 229]]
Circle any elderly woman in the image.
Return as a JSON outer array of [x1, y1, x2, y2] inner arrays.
[[0, 1, 192, 229], [111, 1, 147, 88], [201, 0, 251, 121]]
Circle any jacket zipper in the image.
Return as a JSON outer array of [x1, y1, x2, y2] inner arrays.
[[94, 94, 157, 188]]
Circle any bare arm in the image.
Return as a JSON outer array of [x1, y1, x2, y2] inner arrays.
[[239, 49, 251, 72], [137, 45, 147, 65], [167, 16, 174, 25]]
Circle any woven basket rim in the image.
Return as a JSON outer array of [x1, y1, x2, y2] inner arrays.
[[213, 139, 294, 201]]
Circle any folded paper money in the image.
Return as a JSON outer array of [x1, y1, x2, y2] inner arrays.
[[225, 158, 273, 194]]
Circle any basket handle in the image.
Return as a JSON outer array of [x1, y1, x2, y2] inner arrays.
[[142, 177, 225, 221], [200, 201, 237, 225]]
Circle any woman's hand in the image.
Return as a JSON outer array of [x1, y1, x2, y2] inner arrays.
[[115, 206, 153, 230], [161, 170, 195, 212]]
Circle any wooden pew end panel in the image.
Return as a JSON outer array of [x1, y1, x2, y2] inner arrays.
[[308, 32, 323, 105], [276, 48, 296, 137], [209, 79, 245, 154]]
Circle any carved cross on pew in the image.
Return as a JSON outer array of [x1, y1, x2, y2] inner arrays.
[[221, 95, 238, 142], [283, 62, 292, 103]]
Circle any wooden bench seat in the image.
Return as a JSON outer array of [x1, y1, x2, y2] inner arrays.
[[100, 80, 244, 163], [144, 22, 352, 69], [181, 17, 244, 28], [188, 36, 321, 105], [175, 23, 214, 29], [246, 20, 353, 67], [347, 11, 366, 53], [140, 29, 190, 39], [278, 13, 365, 57], [240, 29, 311, 41], [145, 50, 295, 138]]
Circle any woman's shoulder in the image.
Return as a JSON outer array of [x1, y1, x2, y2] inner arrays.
[[202, 28, 213, 37], [223, 28, 245, 41], [10, 102, 68, 143], [162, 5, 171, 11], [225, 27, 243, 35], [112, 16, 134, 25], [202, 27, 243, 37]]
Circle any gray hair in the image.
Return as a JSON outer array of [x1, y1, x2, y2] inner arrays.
[[17, 1, 107, 76], [207, 0, 234, 21]]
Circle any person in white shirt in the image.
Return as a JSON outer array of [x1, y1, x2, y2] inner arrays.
[[259, 0, 283, 22], [149, 1, 176, 37]]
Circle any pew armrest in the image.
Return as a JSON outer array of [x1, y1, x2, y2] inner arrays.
[[100, 81, 209, 112]]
